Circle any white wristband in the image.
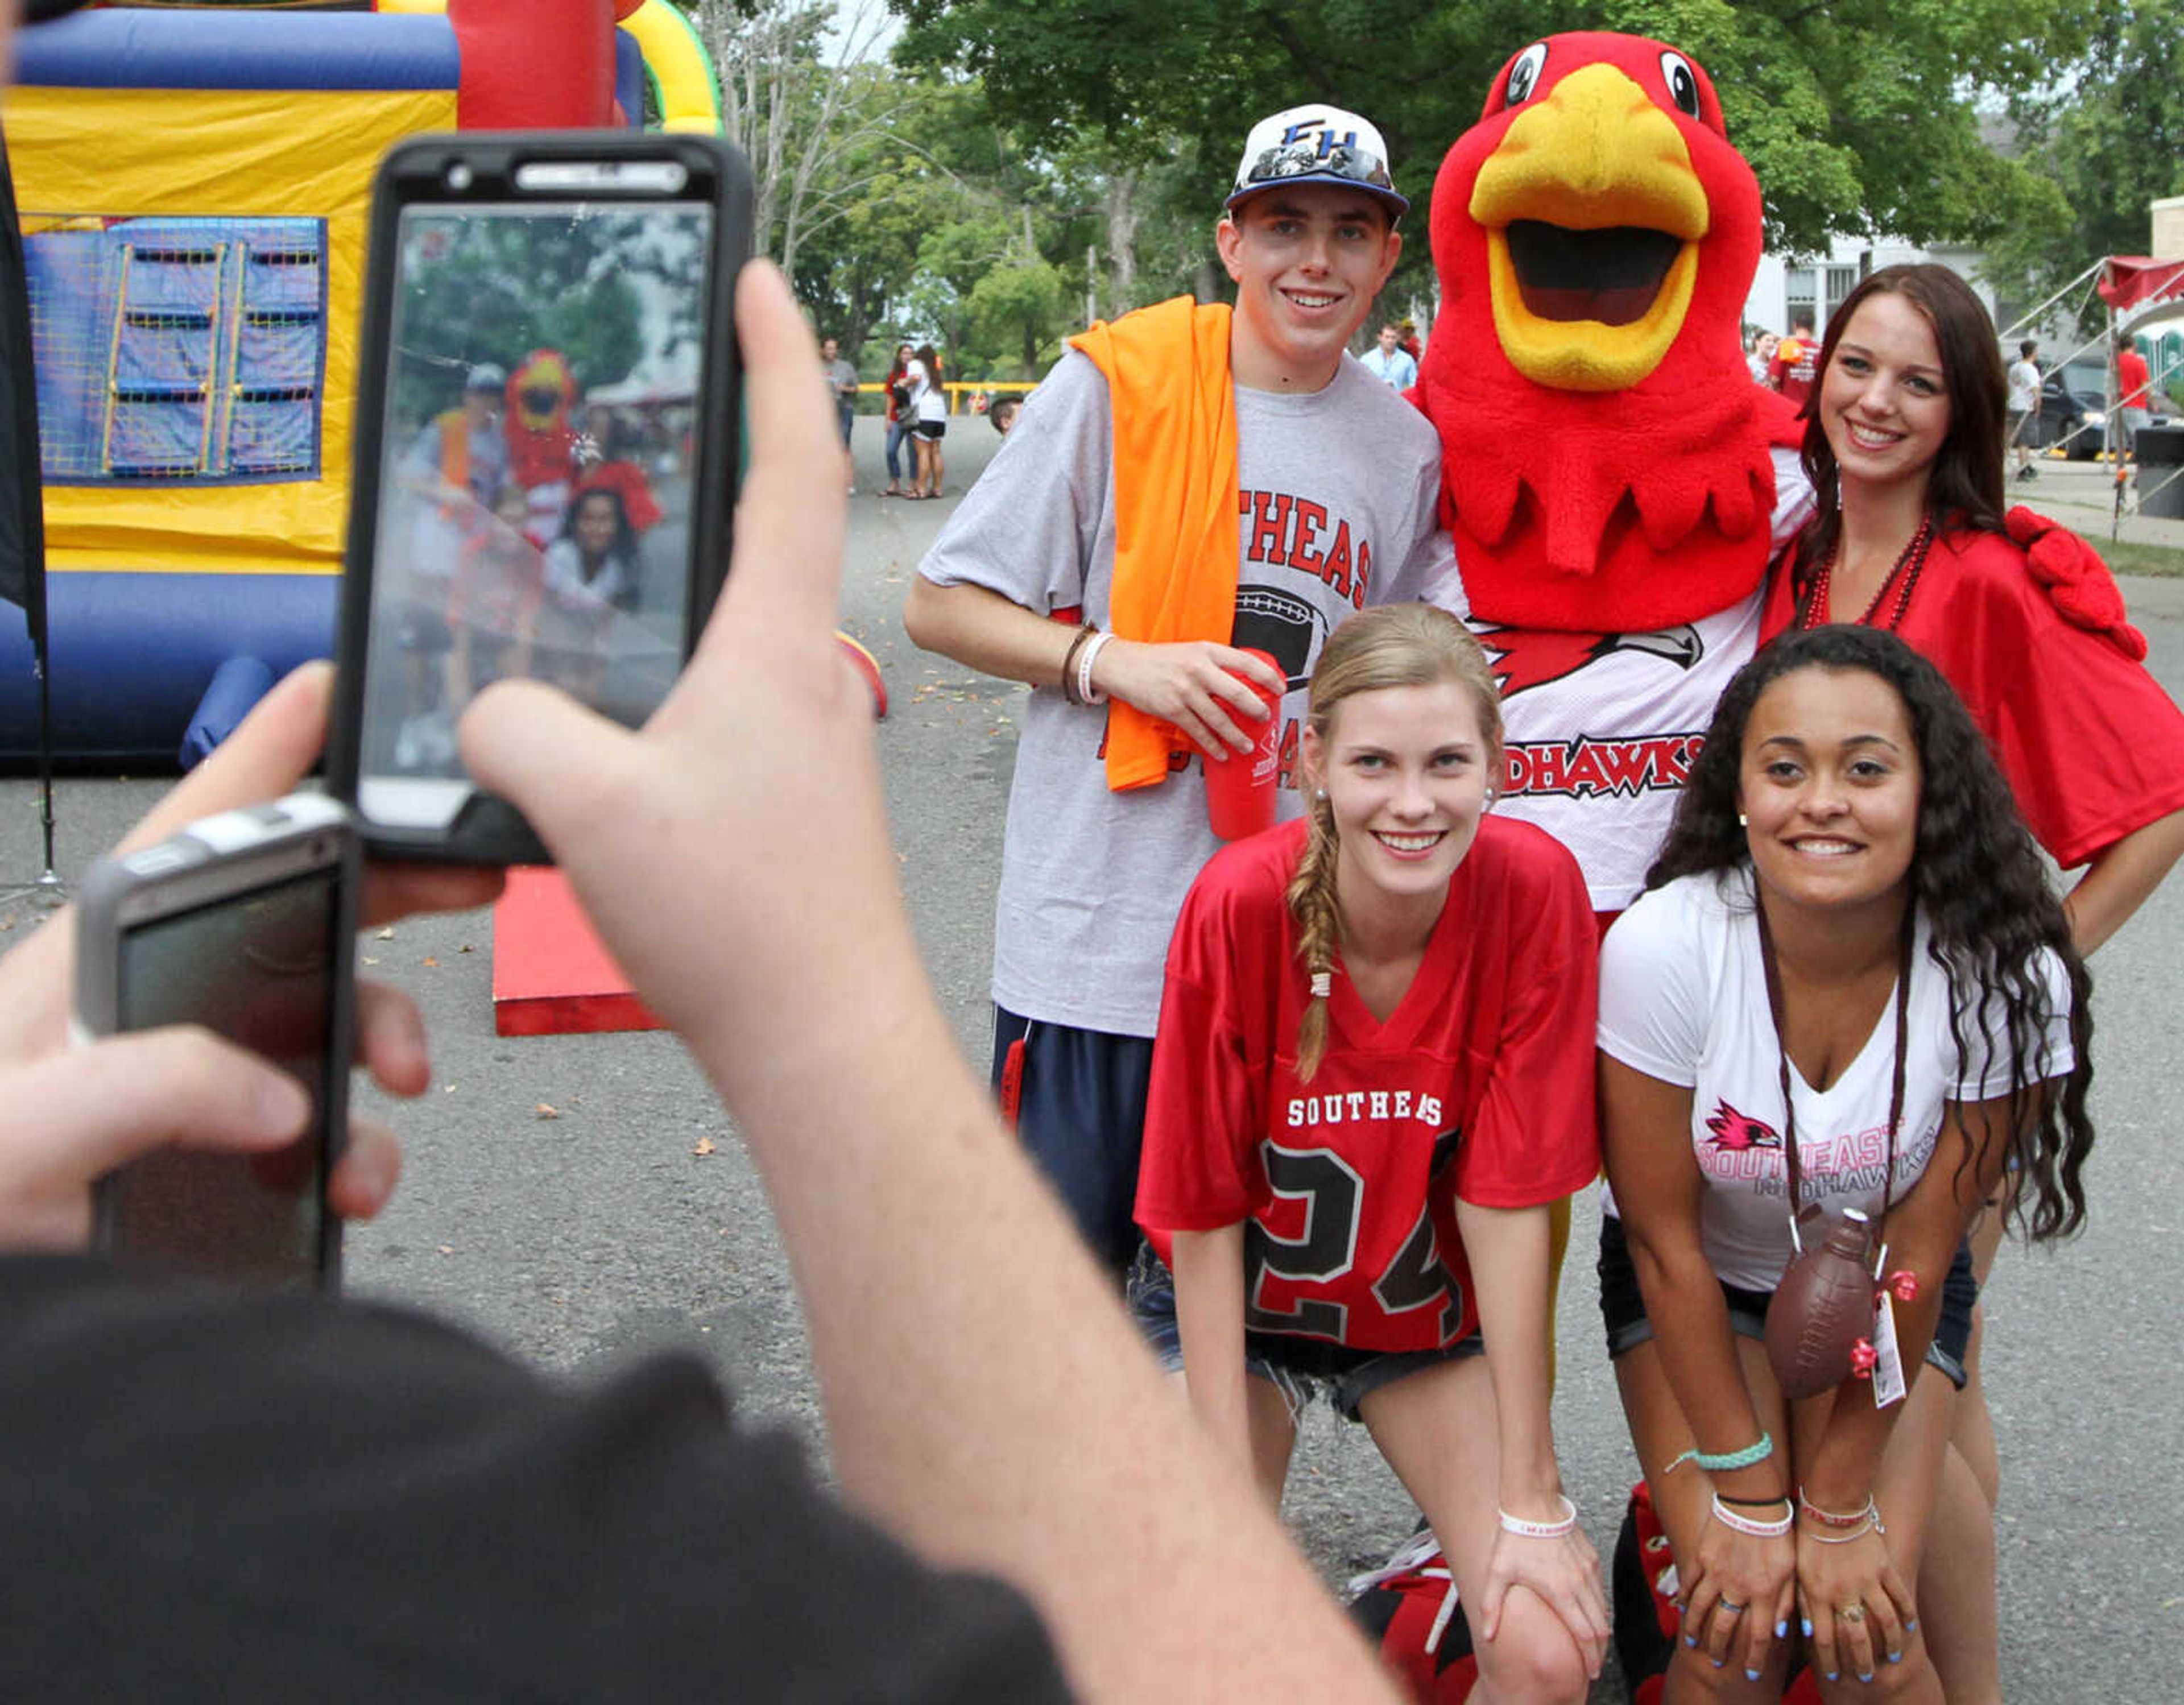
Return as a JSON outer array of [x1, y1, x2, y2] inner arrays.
[[1077, 631, 1114, 706], [1498, 1494, 1577, 1540], [1710, 1493, 1794, 1538]]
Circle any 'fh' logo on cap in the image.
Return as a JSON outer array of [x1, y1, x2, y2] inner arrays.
[[1282, 119, 1359, 158]]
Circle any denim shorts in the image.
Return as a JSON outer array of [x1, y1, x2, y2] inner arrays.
[[1596, 1214, 1977, 1390], [1126, 1245, 1484, 1423]]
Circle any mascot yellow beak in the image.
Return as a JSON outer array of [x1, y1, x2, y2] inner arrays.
[[1470, 63, 1709, 392]]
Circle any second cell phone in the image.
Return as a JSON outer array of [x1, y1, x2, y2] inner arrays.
[[329, 131, 752, 863]]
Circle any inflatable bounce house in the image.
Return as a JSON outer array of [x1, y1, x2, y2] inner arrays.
[[0, 0, 722, 767]]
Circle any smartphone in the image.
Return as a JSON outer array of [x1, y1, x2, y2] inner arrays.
[[75, 794, 359, 1288], [328, 131, 752, 863]]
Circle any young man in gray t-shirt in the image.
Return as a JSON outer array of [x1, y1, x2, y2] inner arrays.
[[905, 105, 1451, 1274]]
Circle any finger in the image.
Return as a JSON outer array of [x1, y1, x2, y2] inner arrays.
[[1192, 697, 1251, 755], [1703, 1598, 1741, 1670], [358, 860, 505, 930], [354, 979, 431, 1098], [1879, 1561, 1920, 1640], [460, 677, 646, 860], [706, 259, 844, 645], [1810, 1608, 1842, 1684], [325, 1118, 401, 1221], [1218, 645, 1288, 700], [1740, 1604, 1776, 1682], [1867, 1571, 1911, 1671], [1477, 1569, 1505, 1642], [1842, 1603, 1877, 1684], [1205, 658, 1277, 721], [116, 663, 335, 856], [7, 1029, 308, 1220]]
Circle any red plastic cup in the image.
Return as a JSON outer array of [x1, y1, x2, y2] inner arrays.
[[1205, 648, 1286, 842]]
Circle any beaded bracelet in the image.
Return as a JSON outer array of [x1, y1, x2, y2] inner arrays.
[[1710, 1493, 1793, 1538], [1058, 624, 1097, 706], [1665, 1431, 1773, 1476], [1498, 1494, 1578, 1540], [1077, 631, 1114, 706]]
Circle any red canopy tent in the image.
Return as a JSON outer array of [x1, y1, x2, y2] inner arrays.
[[2100, 256, 2184, 315]]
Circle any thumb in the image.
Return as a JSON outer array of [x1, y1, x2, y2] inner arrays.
[[458, 677, 646, 858]]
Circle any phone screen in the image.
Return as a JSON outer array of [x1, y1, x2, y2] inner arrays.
[[107, 867, 340, 1284], [355, 198, 715, 834]]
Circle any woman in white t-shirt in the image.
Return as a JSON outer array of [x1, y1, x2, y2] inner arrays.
[[1597, 624, 2092, 1698], [907, 343, 947, 499]]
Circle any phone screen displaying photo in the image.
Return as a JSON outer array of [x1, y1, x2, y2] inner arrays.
[[107, 867, 341, 1285], [356, 198, 715, 835]]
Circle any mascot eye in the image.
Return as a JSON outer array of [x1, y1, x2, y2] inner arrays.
[[1659, 51, 1703, 118], [1505, 42, 1549, 107]]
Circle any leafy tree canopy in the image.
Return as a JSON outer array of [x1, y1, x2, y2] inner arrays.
[[894, 0, 2095, 258]]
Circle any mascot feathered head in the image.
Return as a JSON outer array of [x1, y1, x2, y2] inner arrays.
[[1419, 32, 1797, 632], [504, 347, 578, 490]]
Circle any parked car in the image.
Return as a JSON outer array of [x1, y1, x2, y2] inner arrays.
[[2032, 372, 2107, 460]]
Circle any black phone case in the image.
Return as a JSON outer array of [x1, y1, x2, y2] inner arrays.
[[328, 131, 752, 865]]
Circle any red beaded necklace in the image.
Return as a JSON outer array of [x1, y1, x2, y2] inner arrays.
[[1797, 515, 1936, 632]]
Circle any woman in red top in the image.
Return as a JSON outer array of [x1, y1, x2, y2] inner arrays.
[[1762, 261, 2184, 1701], [1134, 604, 1608, 1700]]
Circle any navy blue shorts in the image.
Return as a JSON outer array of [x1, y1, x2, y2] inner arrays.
[[1596, 1214, 1978, 1390], [991, 1006, 1152, 1277], [1126, 1246, 1484, 1423]]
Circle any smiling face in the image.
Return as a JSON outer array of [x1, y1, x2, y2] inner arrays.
[[1217, 184, 1401, 391], [1304, 680, 1495, 917], [573, 492, 619, 557], [1818, 292, 1952, 499], [1738, 665, 1920, 920]]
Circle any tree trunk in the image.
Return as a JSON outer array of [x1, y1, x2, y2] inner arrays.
[[1106, 172, 1139, 312]]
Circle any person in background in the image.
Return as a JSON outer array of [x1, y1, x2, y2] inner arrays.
[[1360, 322, 1417, 390], [909, 342, 948, 498], [2004, 341, 2041, 481], [1769, 313, 1819, 407], [2116, 334, 2152, 464], [821, 336, 859, 494], [883, 341, 915, 496], [989, 395, 1020, 435]]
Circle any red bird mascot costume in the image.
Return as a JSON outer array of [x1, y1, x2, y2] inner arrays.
[[1417, 32, 1807, 917]]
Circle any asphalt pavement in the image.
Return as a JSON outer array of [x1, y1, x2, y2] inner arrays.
[[2, 411, 2179, 1699]]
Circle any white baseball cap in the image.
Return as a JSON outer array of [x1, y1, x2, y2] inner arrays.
[[466, 362, 507, 394], [1227, 106, 1407, 217]]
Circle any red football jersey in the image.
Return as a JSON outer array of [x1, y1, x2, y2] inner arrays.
[[1764, 525, 2184, 868], [1136, 815, 1601, 1353]]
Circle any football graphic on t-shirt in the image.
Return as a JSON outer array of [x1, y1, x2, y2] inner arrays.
[[1231, 583, 1329, 692]]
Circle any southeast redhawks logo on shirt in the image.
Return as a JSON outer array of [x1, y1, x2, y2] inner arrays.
[[1474, 623, 1711, 801]]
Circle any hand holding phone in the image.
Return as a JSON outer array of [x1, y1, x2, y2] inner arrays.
[[330, 133, 751, 863], [0, 663, 496, 1263]]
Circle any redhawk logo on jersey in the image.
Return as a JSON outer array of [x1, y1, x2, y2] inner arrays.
[[1703, 1101, 1782, 1151], [1502, 732, 1703, 798], [1475, 624, 1703, 699]]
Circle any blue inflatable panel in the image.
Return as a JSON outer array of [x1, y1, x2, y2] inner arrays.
[[0, 572, 338, 772], [16, 11, 461, 93], [614, 25, 646, 129], [180, 653, 278, 771]]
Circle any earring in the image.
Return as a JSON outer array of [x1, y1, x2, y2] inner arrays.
[[1738, 812, 1748, 827], [1483, 788, 1497, 808], [1314, 788, 1327, 801]]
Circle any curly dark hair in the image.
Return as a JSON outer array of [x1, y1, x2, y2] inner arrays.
[[1647, 625, 2094, 1240], [1791, 264, 2009, 597]]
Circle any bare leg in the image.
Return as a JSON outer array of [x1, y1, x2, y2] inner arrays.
[[1916, 1445, 2000, 1705], [1362, 1358, 1590, 1705]]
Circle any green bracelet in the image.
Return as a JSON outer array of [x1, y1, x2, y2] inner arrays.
[[1664, 1431, 1773, 1475]]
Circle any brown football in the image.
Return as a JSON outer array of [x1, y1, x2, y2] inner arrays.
[[1765, 1215, 1879, 1400]]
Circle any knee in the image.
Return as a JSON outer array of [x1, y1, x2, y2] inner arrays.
[[1475, 1614, 1590, 1705]]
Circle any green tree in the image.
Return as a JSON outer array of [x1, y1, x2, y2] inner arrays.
[[1984, 0, 2184, 334], [894, 0, 2094, 258]]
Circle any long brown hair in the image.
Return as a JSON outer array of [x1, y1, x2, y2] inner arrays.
[[1792, 264, 2009, 593], [1288, 605, 1502, 1081]]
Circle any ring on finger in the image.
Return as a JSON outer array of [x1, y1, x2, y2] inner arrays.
[[1837, 1602, 1866, 1625], [1718, 1599, 1746, 1615]]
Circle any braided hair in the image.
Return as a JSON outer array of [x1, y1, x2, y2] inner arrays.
[[1288, 604, 1502, 1081], [1647, 625, 2095, 1240]]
